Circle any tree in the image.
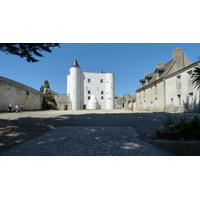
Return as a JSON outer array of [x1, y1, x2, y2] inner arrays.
[[44, 80, 50, 89], [40, 80, 50, 92], [192, 67, 200, 89], [40, 85, 44, 92], [0, 43, 60, 62], [42, 94, 57, 110]]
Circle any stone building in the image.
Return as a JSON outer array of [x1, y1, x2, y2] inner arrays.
[[124, 94, 136, 111], [136, 47, 200, 113], [66, 59, 115, 110]]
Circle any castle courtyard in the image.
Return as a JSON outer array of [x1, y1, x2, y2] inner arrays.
[[0, 110, 174, 156]]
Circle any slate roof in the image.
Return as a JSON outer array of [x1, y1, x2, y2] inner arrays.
[[71, 58, 80, 68], [137, 59, 175, 91]]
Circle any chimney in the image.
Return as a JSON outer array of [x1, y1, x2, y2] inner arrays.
[[156, 62, 164, 68], [172, 47, 184, 69], [173, 47, 182, 59], [144, 72, 149, 78]]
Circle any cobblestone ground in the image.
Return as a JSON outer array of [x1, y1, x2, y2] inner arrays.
[[0, 126, 173, 156]]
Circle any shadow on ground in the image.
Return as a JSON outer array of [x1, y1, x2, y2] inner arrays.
[[0, 112, 177, 152]]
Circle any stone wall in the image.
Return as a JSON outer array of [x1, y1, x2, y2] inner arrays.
[[0, 76, 43, 111], [115, 95, 124, 109]]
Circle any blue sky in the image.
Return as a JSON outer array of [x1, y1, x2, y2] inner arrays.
[[1, 43, 200, 96]]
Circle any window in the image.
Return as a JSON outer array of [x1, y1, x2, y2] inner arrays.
[[155, 98, 158, 108], [88, 79, 91, 83], [189, 93, 194, 110], [88, 90, 91, 94], [151, 102, 153, 110], [100, 79, 103, 83], [177, 75, 181, 89], [171, 98, 174, 105], [143, 101, 146, 109], [101, 91, 104, 95], [101, 96, 104, 99], [178, 95, 181, 106], [88, 96, 90, 100], [188, 70, 193, 85]]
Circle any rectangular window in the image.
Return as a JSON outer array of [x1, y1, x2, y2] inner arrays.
[[189, 93, 194, 110], [178, 95, 181, 106], [88, 91, 91, 94], [100, 79, 103, 83], [101, 96, 104, 99], [177, 75, 181, 88], [171, 98, 174, 105], [155, 98, 158, 108], [88, 96, 90, 100], [101, 91, 104, 95], [188, 70, 193, 85], [88, 79, 91, 83]]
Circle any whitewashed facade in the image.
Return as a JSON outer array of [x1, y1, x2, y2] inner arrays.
[[67, 59, 115, 110]]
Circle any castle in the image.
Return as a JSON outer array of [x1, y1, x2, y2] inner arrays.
[[66, 59, 115, 110]]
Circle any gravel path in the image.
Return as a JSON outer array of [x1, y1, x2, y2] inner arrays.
[[0, 110, 174, 155]]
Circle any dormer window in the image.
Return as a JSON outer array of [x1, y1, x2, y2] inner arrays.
[[139, 79, 146, 87], [155, 68, 165, 79], [145, 75, 153, 84]]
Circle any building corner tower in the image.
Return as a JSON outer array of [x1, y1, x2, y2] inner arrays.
[[68, 59, 81, 110]]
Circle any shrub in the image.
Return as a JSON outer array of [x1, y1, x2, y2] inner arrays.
[[42, 94, 57, 110], [156, 114, 200, 141]]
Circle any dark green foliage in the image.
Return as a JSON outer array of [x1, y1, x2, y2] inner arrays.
[[42, 94, 57, 110], [0, 43, 60, 63], [40, 85, 44, 92], [44, 80, 50, 89], [192, 67, 200, 89], [156, 114, 200, 141], [40, 80, 50, 92]]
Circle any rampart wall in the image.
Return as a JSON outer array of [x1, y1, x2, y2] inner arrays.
[[0, 76, 44, 111]]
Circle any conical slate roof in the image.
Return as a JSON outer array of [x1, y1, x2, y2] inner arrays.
[[71, 58, 80, 68]]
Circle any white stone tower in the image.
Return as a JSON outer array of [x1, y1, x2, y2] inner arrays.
[[106, 73, 115, 109], [68, 59, 81, 110]]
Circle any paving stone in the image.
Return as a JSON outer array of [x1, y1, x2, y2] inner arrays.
[[0, 126, 174, 156]]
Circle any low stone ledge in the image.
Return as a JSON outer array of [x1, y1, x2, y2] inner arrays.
[[147, 139, 200, 156]]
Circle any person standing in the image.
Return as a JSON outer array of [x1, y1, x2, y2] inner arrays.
[[20, 104, 24, 112], [15, 104, 19, 112], [8, 103, 12, 112]]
